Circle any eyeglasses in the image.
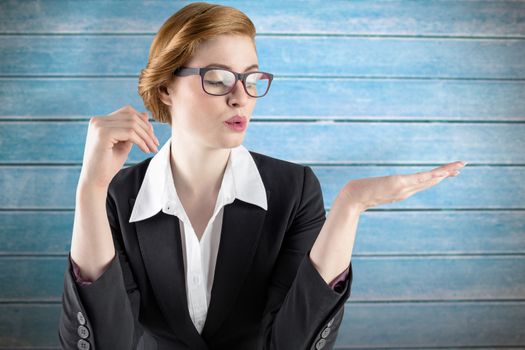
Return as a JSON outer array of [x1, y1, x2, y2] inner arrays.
[[173, 67, 273, 98]]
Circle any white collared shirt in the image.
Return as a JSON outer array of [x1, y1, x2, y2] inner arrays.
[[129, 136, 267, 334]]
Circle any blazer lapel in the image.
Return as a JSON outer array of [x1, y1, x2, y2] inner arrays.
[[130, 198, 205, 347], [130, 189, 270, 342], [202, 191, 270, 338]]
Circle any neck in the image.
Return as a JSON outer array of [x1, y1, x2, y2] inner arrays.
[[169, 137, 231, 200]]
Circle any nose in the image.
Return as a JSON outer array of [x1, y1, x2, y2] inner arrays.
[[227, 79, 250, 106]]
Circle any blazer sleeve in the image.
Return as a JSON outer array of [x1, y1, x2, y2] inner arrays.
[[257, 165, 353, 350], [58, 186, 143, 349]]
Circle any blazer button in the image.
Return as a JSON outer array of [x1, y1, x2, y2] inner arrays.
[[315, 338, 326, 349], [321, 326, 331, 339], [327, 317, 335, 327], [77, 339, 90, 350], [77, 311, 86, 325], [77, 325, 90, 339]]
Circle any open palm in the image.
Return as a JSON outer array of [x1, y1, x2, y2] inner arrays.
[[338, 161, 467, 213]]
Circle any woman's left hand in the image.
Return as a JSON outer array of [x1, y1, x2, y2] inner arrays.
[[336, 160, 467, 213]]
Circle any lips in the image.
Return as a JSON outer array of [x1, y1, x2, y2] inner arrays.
[[225, 115, 247, 124], [224, 115, 247, 132]]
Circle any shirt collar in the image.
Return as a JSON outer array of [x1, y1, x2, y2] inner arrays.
[[129, 136, 267, 223]]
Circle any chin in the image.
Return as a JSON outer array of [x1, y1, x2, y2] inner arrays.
[[222, 136, 244, 148]]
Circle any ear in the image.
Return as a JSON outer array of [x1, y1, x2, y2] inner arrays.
[[158, 85, 173, 106]]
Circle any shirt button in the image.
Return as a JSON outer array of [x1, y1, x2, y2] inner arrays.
[[165, 201, 174, 212], [192, 275, 200, 285]]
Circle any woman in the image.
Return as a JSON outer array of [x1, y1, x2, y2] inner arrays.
[[58, 2, 466, 349]]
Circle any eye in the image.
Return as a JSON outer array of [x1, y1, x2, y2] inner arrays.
[[205, 80, 226, 86]]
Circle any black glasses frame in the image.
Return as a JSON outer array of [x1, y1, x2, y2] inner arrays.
[[173, 67, 274, 98]]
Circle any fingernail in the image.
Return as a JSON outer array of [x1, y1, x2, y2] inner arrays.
[[461, 161, 468, 166]]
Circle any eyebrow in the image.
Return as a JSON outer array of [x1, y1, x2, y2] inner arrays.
[[204, 63, 259, 72]]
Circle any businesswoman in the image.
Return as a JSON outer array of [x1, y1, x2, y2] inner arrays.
[[58, 2, 466, 349]]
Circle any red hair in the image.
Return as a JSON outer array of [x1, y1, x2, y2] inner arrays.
[[138, 2, 257, 125]]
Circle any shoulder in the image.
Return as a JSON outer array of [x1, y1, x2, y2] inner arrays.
[[107, 156, 153, 199], [106, 149, 318, 198], [248, 149, 316, 192], [249, 148, 305, 173]]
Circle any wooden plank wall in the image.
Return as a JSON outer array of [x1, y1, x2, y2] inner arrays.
[[0, 0, 524, 348]]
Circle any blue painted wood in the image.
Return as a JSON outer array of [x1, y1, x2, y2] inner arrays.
[[1, 79, 524, 119], [1, 256, 524, 302], [0, 304, 61, 347], [2, 211, 524, 255], [1, 165, 524, 209], [0, 212, 73, 254], [0, 1, 523, 36], [1, 122, 524, 163], [2, 36, 524, 79], [336, 302, 525, 347], [0, 302, 524, 348], [1, 0, 524, 348]]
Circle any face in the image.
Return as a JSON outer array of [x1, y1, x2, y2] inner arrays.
[[159, 34, 259, 150]]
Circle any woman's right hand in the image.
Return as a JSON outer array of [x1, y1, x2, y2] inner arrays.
[[78, 105, 160, 191]]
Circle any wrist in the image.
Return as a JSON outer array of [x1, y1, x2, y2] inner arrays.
[[76, 182, 108, 202], [333, 191, 366, 215]]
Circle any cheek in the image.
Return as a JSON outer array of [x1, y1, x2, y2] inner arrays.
[[179, 103, 219, 132], [173, 91, 213, 124]]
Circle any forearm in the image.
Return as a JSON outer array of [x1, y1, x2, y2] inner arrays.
[[309, 193, 362, 284], [70, 184, 116, 281]]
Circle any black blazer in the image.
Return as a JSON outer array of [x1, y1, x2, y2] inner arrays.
[[58, 150, 353, 350]]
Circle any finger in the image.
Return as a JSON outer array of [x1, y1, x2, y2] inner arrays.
[[401, 172, 450, 199], [408, 169, 447, 185], [109, 118, 157, 153], [109, 105, 136, 116], [128, 114, 159, 152], [413, 165, 465, 193], [406, 163, 463, 188], [418, 161, 466, 181], [110, 127, 152, 154], [399, 161, 465, 200], [135, 112, 160, 147], [431, 169, 458, 179], [432, 161, 468, 174], [105, 110, 160, 147], [104, 114, 158, 153]]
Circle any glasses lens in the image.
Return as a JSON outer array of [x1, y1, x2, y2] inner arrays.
[[245, 72, 271, 97], [203, 69, 271, 97], [203, 69, 235, 95]]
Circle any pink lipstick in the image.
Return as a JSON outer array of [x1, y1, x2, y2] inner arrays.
[[224, 115, 247, 132]]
